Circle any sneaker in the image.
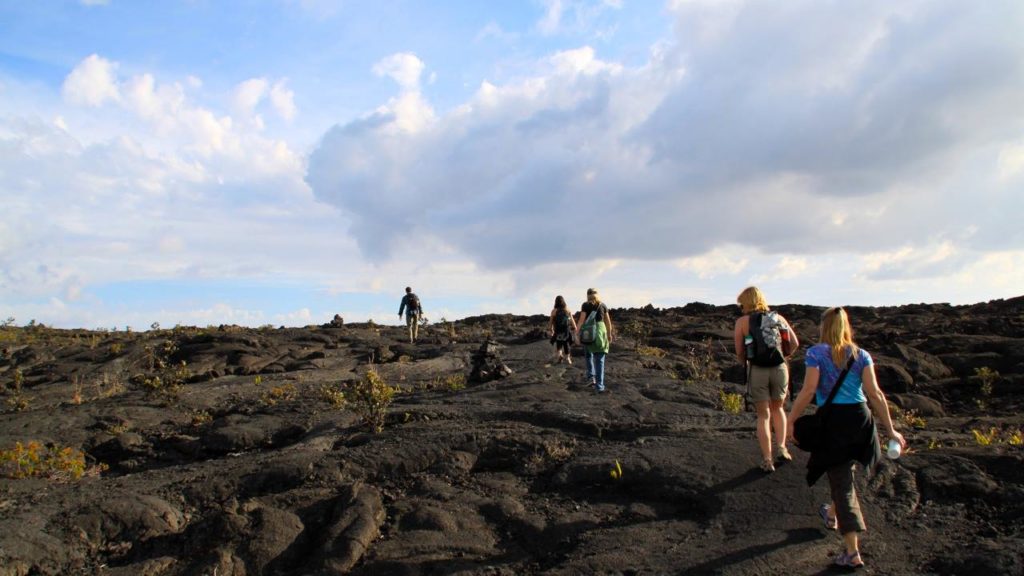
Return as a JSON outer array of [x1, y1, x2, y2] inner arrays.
[[760, 458, 775, 473], [776, 445, 792, 462], [834, 550, 864, 569], [819, 503, 838, 530]]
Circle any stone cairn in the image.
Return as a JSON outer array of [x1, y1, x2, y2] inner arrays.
[[469, 339, 513, 383]]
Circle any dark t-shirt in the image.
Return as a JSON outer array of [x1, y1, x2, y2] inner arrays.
[[581, 301, 608, 322]]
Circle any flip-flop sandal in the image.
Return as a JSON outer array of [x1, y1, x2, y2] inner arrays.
[[834, 550, 864, 569], [819, 503, 838, 530]]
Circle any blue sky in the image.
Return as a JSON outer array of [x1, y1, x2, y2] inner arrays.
[[2, 0, 1023, 330]]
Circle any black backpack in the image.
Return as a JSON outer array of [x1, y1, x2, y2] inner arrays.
[[407, 294, 420, 312], [554, 310, 569, 332], [749, 312, 785, 367]]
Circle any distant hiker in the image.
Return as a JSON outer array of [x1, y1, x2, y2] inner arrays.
[[734, 286, 799, 472], [786, 307, 906, 570], [549, 295, 578, 364], [397, 287, 423, 343], [576, 288, 613, 393]]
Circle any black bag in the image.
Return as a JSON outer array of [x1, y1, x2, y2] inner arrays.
[[793, 355, 856, 452]]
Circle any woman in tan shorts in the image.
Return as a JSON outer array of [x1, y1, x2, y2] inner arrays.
[[734, 286, 799, 472]]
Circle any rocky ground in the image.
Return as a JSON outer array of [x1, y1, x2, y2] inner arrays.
[[1, 297, 1022, 575]]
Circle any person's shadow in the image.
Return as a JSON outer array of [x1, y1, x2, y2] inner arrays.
[[682, 527, 831, 574]]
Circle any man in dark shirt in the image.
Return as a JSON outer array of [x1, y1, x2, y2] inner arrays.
[[398, 287, 422, 343]]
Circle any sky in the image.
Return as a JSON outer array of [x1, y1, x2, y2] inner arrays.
[[1, 0, 1023, 330]]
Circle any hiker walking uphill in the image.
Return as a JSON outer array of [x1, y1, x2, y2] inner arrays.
[[734, 286, 799, 473], [549, 295, 578, 364], [398, 287, 423, 343], [576, 288, 613, 393], [786, 307, 907, 571]]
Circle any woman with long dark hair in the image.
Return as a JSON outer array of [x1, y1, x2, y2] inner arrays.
[[549, 295, 577, 364], [786, 307, 906, 570]]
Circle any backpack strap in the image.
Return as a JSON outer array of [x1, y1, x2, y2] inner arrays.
[[822, 353, 857, 409]]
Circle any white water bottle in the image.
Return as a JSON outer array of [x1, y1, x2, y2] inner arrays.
[[886, 438, 902, 460]]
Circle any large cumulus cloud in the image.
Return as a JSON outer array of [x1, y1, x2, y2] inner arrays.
[[308, 0, 1024, 273]]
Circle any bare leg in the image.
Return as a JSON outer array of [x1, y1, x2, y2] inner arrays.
[[755, 400, 772, 462], [769, 398, 787, 451]]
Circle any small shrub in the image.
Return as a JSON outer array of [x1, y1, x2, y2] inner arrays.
[[0, 441, 104, 481], [347, 368, 396, 433], [188, 410, 213, 427], [5, 394, 29, 412], [11, 368, 24, 393], [970, 427, 1023, 447], [973, 367, 999, 397], [621, 319, 651, 350], [971, 428, 999, 447], [1008, 430, 1023, 447], [890, 405, 927, 430], [444, 373, 466, 391], [318, 383, 346, 409], [439, 317, 456, 339], [71, 376, 84, 405], [637, 345, 667, 358], [109, 342, 123, 356], [140, 360, 189, 404], [718, 389, 743, 414], [260, 383, 297, 406], [678, 338, 721, 384]]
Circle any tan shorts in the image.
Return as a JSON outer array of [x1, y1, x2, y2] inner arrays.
[[748, 363, 789, 402]]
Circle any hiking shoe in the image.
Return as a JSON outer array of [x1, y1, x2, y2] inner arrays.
[[834, 550, 864, 569], [819, 503, 838, 530], [776, 445, 792, 462], [760, 458, 775, 473]]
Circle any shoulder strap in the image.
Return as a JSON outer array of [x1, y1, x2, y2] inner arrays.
[[822, 353, 857, 408]]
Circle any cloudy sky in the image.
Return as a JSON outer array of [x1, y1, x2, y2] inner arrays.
[[2, 0, 1023, 329]]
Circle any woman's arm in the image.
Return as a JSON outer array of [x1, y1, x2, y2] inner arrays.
[[603, 307, 613, 343], [549, 310, 556, 335], [782, 317, 799, 358], [862, 364, 907, 448], [733, 317, 747, 363], [786, 366, 820, 443]]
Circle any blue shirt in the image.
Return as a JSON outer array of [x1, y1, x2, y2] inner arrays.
[[805, 344, 872, 405]]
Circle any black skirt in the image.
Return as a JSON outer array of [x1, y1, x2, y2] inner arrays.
[[806, 402, 881, 486]]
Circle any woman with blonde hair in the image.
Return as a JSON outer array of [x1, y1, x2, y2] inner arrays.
[[786, 307, 906, 570], [576, 288, 613, 393], [733, 286, 799, 472]]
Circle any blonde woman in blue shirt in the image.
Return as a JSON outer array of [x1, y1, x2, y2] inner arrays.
[[786, 307, 906, 570]]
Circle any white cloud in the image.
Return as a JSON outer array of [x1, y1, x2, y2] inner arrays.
[[536, 0, 625, 37], [270, 80, 297, 121], [233, 77, 270, 124], [307, 0, 1024, 286], [372, 53, 425, 91], [997, 142, 1024, 181], [538, 0, 566, 35], [676, 247, 749, 279], [62, 54, 120, 106], [751, 256, 809, 284]]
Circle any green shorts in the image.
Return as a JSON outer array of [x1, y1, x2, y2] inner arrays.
[[749, 363, 789, 402]]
